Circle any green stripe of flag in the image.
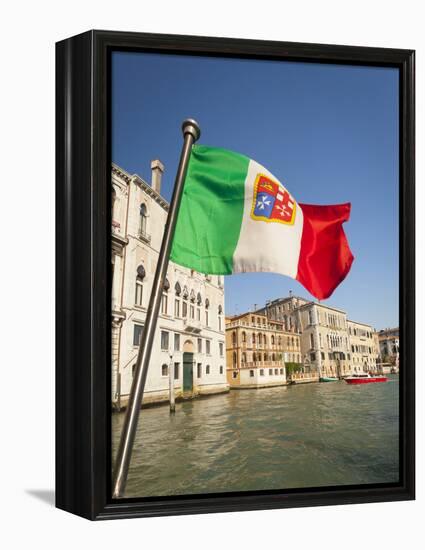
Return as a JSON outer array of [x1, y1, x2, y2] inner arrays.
[[170, 145, 249, 274]]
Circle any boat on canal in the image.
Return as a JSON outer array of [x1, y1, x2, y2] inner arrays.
[[345, 373, 388, 385], [319, 376, 339, 382]]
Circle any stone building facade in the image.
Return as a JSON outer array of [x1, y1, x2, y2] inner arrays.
[[111, 161, 229, 409], [347, 320, 380, 373], [261, 295, 380, 378], [225, 312, 301, 388], [378, 327, 400, 369]]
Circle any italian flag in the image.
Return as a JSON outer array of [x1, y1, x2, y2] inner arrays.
[[171, 146, 354, 300]]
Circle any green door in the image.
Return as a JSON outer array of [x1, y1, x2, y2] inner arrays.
[[183, 352, 193, 392]]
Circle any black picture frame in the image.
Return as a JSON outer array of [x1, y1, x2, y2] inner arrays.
[[56, 30, 415, 520]]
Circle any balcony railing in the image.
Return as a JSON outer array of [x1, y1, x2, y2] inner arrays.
[[182, 318, 202, 334], [139, 229, 151, 244], [240, 361, 284, 368]]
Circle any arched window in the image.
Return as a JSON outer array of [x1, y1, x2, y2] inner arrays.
[[174, 282, 181, 317], [263, 334, 267, 346], [233, 351, 237, 366], [196, 292, 202, 305], [218, 304, 223, 331], [271, 335, 275, 345], [242, 352, 247, 364], [182, 286, 188, 318], [205, 298, 210, 327], [135, 264, 145, 306], [232, 331, 236, 345], [258, 333, 262, 345], [189, 289, 196, 318], [161, 364, 168, 376], [252, 333, 256, 344], [161, 278, 169, 315], [242, 331, 246, 343], [139, 203, 147, 236]]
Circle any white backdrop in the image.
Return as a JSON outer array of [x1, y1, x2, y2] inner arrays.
[[1, 1, 422, 548]]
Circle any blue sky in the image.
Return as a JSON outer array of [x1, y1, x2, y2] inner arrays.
[[112, 52, 399, 331]]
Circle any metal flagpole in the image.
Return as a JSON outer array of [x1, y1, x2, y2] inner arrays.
[[112, 119, 201, 498]]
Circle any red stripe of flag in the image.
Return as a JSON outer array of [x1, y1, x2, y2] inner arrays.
[[296, 203, 354, 300]]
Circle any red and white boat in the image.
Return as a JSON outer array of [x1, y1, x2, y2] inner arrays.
[[345, 373, 388, 385]]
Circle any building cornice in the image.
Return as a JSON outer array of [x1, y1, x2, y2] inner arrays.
[[112, 163, 132, 184], [112, 162, 169, 212], [347, 319, 373, 328]]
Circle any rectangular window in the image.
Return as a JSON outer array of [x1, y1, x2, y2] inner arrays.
[[206, 365, 210, 374], [205, 311, 209, 326], [206, 340, 211, 355], [174, 299, 180, 318], [190, 304, 195, 319], [310, 333, 314, 348], [197, 308, 200, 321], [197, 338, 202, 353], [220, 365, 224, 374], [174, 333, 180, 352], [161, 330, 169, 350], [218, 316, 222, 331], [280, 368, 284, 374], [174, 362, 180, 380], [274, 368, 278, 375], [197, 363, 202, 378], [269, 369, 273, 375], [133, 324, 143, 346], [219, 342, 224, 356], [182, 301, 187, 318], [249, 370, 254, 377], [310, 352, 316, 362], [260, 369, 264, 376], [135, 281, 143, 306]]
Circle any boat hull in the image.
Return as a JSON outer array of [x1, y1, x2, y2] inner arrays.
[[345, 377, 388, 384], [320, 377, 339, 382]]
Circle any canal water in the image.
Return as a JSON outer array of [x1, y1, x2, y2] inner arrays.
[[112, 376, 399, 498]]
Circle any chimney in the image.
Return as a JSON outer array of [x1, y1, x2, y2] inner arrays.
[[151, 159, 164, 195]]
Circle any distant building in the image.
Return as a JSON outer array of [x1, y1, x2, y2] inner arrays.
[[225, 311, 302, 388], [347, 320, 380, 373], [111, 161, 229, 409], [261, 297, 350, 378], [261, 295, 382, 378], [378, 327, 400, 369]]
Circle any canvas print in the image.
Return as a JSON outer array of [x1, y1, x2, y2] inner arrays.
[[110, 52, 399, 498]]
